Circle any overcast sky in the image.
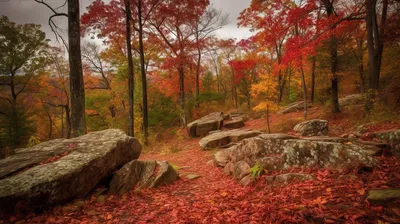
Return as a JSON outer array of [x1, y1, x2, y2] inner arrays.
[[0, 0, 253, 43]]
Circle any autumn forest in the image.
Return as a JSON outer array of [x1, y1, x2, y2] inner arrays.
[[1, 0, 400, 222]]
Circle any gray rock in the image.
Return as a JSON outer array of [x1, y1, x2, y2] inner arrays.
[[215, 135, 378, 172], [303, 136, 348, 143], [0, 129, 141, 212], [293, 119, 328, 136], [109, 160, 178, 195], [367, 189, 400, 204], [277, 101, 311, 114], [232, 161, 250, 180], [223, 161, 234, 175], [214, 134, 297, 167], [238, 174, 252, 186], [266, 173, 314, 185], [186, 112, 224, 137], [339, 94, 364, 107], [185, 174, 201, 180], [223, 119, 244, 129], [199, 129, 262, 149], [282, 140, 378, 170], [371, 129, 400, 157]]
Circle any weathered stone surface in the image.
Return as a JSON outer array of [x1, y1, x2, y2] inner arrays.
[[224, 119, 245, 129], [367, 189, 400, 204], [239, 174, 252, 186], [232, 161, 250, 180], [229, 111, 250, 122], [293, 119, 328, 136], [223, 161, 234, 175], [186, 174, 201, 180], [151, 161, 178, 188], [109, 160, 156, 194], [303, 136, 348, 143], [199, 129, 262, 149], [266, 173, 314, 185], [109, 160, 178, 195], [215, 134, 378, 181], [370, 129, 400, 157], [339, 94, 364, 107], [282, 140, 377, 170], [0, 129, 141, 212], [214, 134, 297, 167], [186, 112, 224, 137], [0, 138, 71, 179], [277, 101, 311, 114]]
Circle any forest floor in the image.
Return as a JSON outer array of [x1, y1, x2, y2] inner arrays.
[[6, 105, 400, 223]]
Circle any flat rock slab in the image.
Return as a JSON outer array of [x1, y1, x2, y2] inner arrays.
[[339, 94, 364, 107], [367, 189, 400, 204], [109, 160, 178, 194], [277, 101, 311, 114], [266, 173, 314, 185], [0, 129, 141, 212], [186, 112, 224, 137], [199, 129, 262, 149], [0, 139, 71, 179], [302, 136, 348, 143], [293, 119, 328, 136], [223, 119, 244, 129], [185, 174, 201, 180]]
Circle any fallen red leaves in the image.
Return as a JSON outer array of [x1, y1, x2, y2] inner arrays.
[[5, 136, 400, 224]]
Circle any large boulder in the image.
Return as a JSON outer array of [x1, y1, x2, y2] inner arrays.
[[293, 119, 328, 136], [199, 129, 262, 149], [370, 129, 400, 157], [214, 134, 378, 183], [214, 134, 297, 166], [109, 160, 178, 194], [186, 112, 224, 137], [0, 129, 141, 212], [339, 94, 364, 107]]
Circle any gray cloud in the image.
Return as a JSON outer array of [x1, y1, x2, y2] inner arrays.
[[0, 0, 252, 41]]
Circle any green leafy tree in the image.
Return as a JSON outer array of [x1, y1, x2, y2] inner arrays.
[[0, 16, 47, 147]]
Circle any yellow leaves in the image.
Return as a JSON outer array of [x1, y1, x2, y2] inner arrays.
[[251, 73, 279, 113], [357, 189, 365, 195], [313, 196, 327, 205]]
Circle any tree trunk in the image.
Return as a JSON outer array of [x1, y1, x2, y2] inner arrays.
[[300, 66, 308, 120], [137, 0, 148, 145], [266, 106, 270, 134], [178, 65, 186, 126], [68, 0, 86, 137], [366, 0, 387, 90], [321, 0, 340, 113], [125, 0, 135, 137], [65, 105, 71, 138], [230, 65, 238, 109], [196, 47, 201, 101], [310, 56, 316, 103]]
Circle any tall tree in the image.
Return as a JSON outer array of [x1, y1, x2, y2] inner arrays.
[[148, 0, 209, 126], [35, 0, 86, 136], [0, 16, 47, 147], [124, 0, 135, 137]]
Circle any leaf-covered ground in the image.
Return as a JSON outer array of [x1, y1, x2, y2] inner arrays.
[[3, 107, 400, 223], [4, 136, 400, 223]]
